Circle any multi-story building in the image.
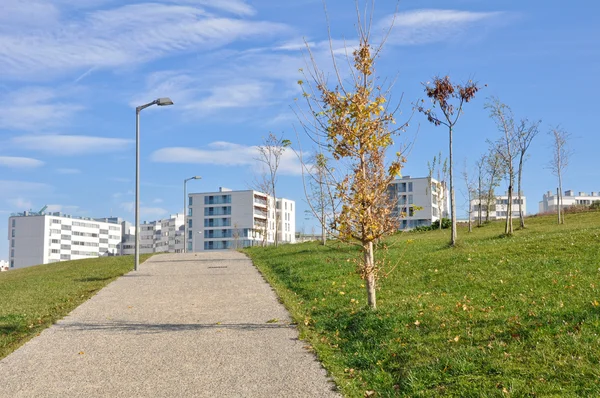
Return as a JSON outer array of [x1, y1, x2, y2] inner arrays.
[[539, 190, 600, 213], [7, 212, 123, 270], [120, 214, 185, 255], [388, 176, 449, 230], [0, 260, 8, 272], [470, 194, 527, 220], [187, 188, 295, 251]]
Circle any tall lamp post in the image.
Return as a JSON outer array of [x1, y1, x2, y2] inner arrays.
[[183, 176, 201, 253], [135, 97, 173, 271]]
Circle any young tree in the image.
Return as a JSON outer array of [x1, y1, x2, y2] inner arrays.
[[300, 152, 337, 246], [548, 126, 571, 224], [427, 152, 448, 230], [484, 151, 502, 222], [419, 76, 481, 246], [461, 161, 476, 233], [515, 119, 540, 228], [255, 133, 291, 246], [297, 4, 407, 309], [486, 98, 517, 235], [474, 154, 487, 227]]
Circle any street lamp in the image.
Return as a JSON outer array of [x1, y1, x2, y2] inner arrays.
[[135, 97, 173, 271], [183, 176, 201, 253]]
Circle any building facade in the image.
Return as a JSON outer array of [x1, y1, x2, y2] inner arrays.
[[470, 195, 527, 221], [539, 190, 600, 213], [187, 188, 295, 251], [120, 214, 185, 255], [388, 176, 449, 230], [0, 260, 8, 272], [7, 212, 123, 270]]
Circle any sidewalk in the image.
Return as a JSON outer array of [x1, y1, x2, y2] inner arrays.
[[0, 252, 340, 397]]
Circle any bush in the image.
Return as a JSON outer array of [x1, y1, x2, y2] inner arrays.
[[410, 218, 450, 232]]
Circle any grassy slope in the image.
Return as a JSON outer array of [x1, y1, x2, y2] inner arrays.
[[244, 212, 600, 397], [0, 254, 152, 360]]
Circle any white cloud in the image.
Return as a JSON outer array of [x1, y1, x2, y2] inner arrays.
[[11, 135, 132, 155], [167, 0, 255, 16], [56, 168, 81, 174], [0, 180, 52, 196], [45, 204, 80, 213], [380, 9, 504, 45], [0, 87, 83, 131], [7, 198, 33, 210], [0, 2, 289, 79], [151, 141, 302, 175], [0, 156, 44, 168], [119, 201, 169, 218], [184, 81, 272, 113]]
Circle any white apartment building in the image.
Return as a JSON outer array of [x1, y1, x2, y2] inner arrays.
[[187, 188, 296, 251], [120, 214, 185, 255], [0, 260, 8, 272], [470, 195, 527, 220], [388, 176, 449, 230], [539, 190, 600, 213], [7, 212, 122, 270]]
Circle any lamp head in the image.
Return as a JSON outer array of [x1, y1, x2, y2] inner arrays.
[[156, 97, 174, 106], [193, 176, 202, 180]]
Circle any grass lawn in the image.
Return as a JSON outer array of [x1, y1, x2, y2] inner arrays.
[[0, 254, 152, 360], [244, 212, 600, 397]]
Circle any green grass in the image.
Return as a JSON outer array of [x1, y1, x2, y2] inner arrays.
[[244, 212, 600, 397], [0, 254, 152, 360]]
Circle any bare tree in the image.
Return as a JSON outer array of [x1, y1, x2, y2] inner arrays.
[[474, 154, 487, 227], [300, 152, 337, 245], [514, 119, 541, 228], [461, 161, 476, 233], [296, 2, 408, 309], [427, 152, 448, 230], [418, 76, 481, 246], [484, 151, 502, 222], [548, 126, 571, 224], [255, 133, 291, 247]]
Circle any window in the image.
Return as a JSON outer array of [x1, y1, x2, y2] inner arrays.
[[409, 195, 413, 205], [11, 239, 14, 247], [61, 225, 71, 231], [408, 182, 413, 192], [52, 219, 61, 224], [188, 230, 192, 239], [11, 249, 14, 258], [188, 219, 192, 228], [12, 229, 15, 237], [188, 208, 192, 216], [100, 229, 108, 234], [189, 196, 193, 206], [61, 244, 71, 250], [12, 219, 15, 227], [10, 260, 14, 268]]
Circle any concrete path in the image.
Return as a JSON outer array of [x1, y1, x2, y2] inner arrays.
[[0, 252, 340, 397]]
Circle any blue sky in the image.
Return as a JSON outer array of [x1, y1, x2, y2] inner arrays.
[[1, 0, 598, 260]]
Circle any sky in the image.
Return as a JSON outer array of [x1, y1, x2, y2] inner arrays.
[[1, 0, 599, 260]]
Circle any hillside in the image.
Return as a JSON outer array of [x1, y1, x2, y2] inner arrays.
[[245, 212, 600, 397], [0, 255, 152, 360]]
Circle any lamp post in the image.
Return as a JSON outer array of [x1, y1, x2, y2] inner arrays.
[[183, 176, 201, 253], [135, 97, 173, 271]]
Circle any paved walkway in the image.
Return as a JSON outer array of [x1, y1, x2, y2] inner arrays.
[[0, 252, 340, 397]]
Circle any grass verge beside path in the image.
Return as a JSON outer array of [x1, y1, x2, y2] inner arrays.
[[244, 212, 600, 397], [0, 254, 153, 360]]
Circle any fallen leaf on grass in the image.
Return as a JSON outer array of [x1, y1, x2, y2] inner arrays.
[[266, 318, 279, 323]]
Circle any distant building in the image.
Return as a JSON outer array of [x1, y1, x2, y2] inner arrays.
[[120, 214, 185, 255], [388, 176, 449, 230], [539, 190, 600, 213], [470, 194, 527, 221], [187, 188, 295, 251], [7, 212, 123, 270], [0, 260, 8, 272]]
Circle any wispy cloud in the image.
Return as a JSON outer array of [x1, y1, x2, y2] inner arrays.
[[380, 9, 505, 45], [11, 135, 132, 155], [119, 201, 169, 218], [0, 2, 289, 79], [7, 198, 33, 210], [151, 141, 302, 175], [0, 156, 44, 169], [167, 0, 255, 16], [0, 87, 83, 131]]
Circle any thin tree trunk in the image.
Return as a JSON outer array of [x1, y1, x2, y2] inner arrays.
[[506, 183, 513, 235], [321, 205, 326, 245], [449, 128, 457, 246], [558, 172, 564, 224], [365, 241, 376, 309], [517, 156, 525, 228]]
